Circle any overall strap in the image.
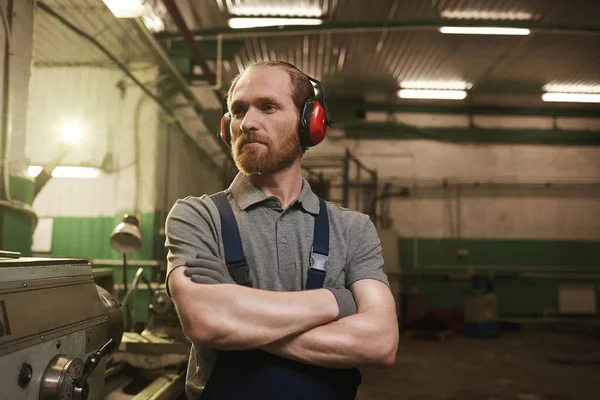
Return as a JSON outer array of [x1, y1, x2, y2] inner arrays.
[[306, 198, 329, 290], [210, 192, 252, 287]]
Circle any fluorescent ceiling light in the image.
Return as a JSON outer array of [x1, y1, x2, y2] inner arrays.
[[142, 13, 165, 32], [229, 5, 322, 18], [102, 0, 144, 18], [543, 84, 600, 93], [441, 10, 533, 20], [400, 81, 472, 90], [542, 92, 600, 103], [439, 27, 530, 35], [228, 17, 323, 29], [398, 89, 467, 100], [28, 166, 101, 179]]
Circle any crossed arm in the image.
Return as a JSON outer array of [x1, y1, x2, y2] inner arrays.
[[169, 268, 398, 369], [166, 198, 398, 369]]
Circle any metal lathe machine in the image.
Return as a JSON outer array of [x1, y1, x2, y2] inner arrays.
[[0, 252, 123, 400]]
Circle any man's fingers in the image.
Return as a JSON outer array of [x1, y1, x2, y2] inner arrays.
[[184, 267, 223, 282], [188, 274, 221, 285]]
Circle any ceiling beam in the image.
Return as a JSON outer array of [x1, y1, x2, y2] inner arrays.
[[340, 102, 600, 118], [162, 0, 216, 84], [156, 19, 600, 40]]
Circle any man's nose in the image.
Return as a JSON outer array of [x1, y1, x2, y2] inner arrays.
[[240, 107, 259, 133]]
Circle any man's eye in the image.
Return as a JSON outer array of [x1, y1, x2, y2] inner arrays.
[[262, 104, 276, 112]]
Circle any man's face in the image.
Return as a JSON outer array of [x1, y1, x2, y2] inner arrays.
[[228, 66, 302, 176]]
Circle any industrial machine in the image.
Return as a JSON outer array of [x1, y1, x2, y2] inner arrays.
[[0, 251, 123, 400]]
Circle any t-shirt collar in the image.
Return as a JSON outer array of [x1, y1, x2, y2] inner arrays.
[[228, 172, 320, 215]]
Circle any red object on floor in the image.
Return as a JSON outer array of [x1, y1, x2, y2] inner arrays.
[[428, 308, 464, 333]]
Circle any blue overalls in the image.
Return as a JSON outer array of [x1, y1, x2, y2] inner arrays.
[[199, 192, 361, 400]]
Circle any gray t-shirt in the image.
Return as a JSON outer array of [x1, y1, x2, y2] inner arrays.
[[165, 172, 389, 398]]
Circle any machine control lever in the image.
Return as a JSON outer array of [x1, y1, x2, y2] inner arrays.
[[74, 338, 116, 398]]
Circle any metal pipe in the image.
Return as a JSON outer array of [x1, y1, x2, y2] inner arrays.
[[190, 34, 224, 91], [122, 266, 153, 332], [162, 0, 225, 105], [157, 19, 600, 40], [133, 93, 146, 215], [341, 103, 600, 118], [415, 264, 600, 274], [380, 177, 600, 189], [497, 317, 600, 326], [132, 19, 204, 117], [37, 3, 172, 118], [163, 0, 215, 84], [400, 270, 600, 280], [0, 0, 12, 202]]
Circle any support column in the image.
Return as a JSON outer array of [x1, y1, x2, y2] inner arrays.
[[0, 0, 36, 255]]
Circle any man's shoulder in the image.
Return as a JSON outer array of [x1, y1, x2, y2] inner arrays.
[[167, 193, 221, 220], [325, 201, 371, 228]]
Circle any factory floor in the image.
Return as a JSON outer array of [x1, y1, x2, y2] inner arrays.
[[356, 325, 600, 400]]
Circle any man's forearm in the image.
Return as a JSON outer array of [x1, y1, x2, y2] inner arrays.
[[170, 268, 339, 350], [262, 280, 399, 369], [262, 310, 397, 368]]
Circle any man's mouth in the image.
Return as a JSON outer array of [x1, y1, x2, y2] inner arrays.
[[241, 139, 266, 147]]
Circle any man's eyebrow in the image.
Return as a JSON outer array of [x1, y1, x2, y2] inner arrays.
[[230, 96, 283, 110], [229, 99, 245, 111], [255, 96, 282, 105]]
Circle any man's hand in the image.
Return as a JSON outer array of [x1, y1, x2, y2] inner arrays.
[[184, 254, 235, 285]]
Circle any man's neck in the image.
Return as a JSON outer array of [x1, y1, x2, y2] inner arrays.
[[248, 162, 303, 210]]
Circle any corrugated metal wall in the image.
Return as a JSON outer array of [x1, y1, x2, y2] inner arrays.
[[27, 66, 160, 216], [155, 118, 227, 214]]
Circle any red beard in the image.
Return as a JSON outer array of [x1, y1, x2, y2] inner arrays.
[[232, 128, 302, 175]]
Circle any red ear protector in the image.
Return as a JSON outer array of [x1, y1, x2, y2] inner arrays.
[[218, 61, 333, 148], [220, 101, 232, 146]]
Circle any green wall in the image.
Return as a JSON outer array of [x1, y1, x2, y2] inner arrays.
[[1, 176, 36, 256], [49, 212, 165, 324], [50, 212, 159, 261], [399, 238, 600, 320]]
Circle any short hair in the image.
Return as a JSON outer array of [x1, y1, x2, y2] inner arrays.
[[227, 61, 315, 114]]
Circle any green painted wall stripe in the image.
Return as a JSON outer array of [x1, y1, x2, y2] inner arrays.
[[2, 206, 34, 256], [51, 212, 158, 261], [1, 176, 35, 256], [398, 238, 600, 319], [9, 176, 35, 204], [49, 213, 163, 324], [402, 276, 600, 319], [399, 238, 600, 270]]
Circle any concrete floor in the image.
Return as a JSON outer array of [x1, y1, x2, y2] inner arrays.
[[356, 327, 600, 400]]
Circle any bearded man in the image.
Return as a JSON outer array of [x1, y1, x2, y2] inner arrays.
[[165, 60, 399, 400]]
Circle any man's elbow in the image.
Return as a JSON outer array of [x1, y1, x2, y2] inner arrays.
[[370, 333, 398, 368], [169, 272, 224, 345], [379, 344, 397, 367], [184, 318, 223, 346]]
